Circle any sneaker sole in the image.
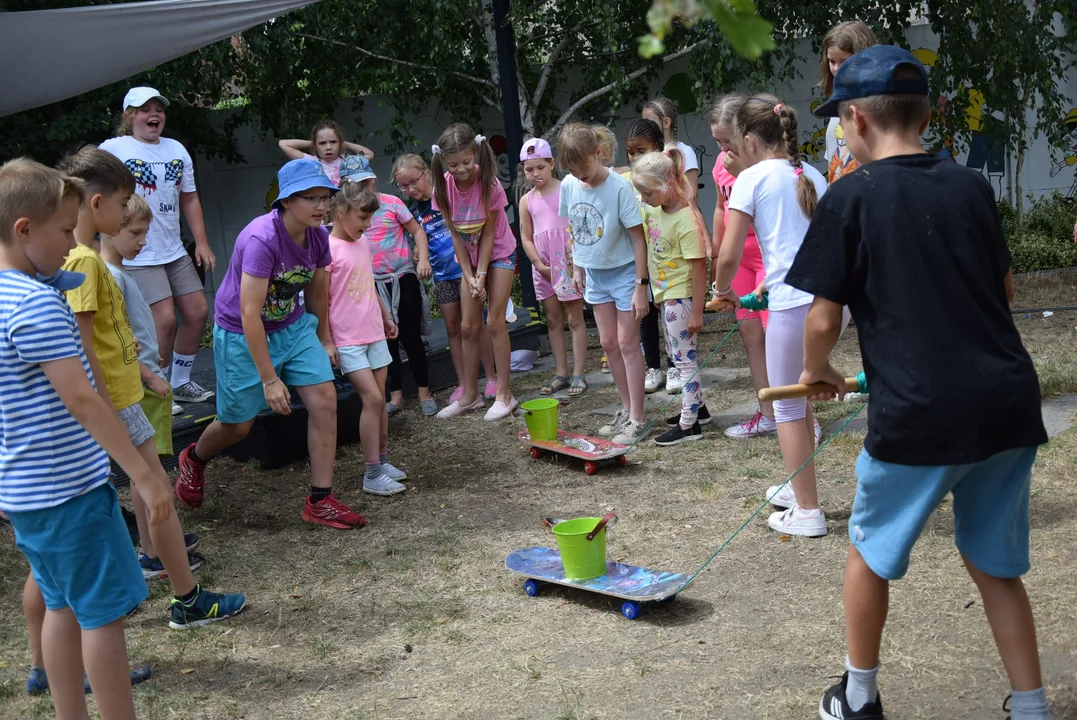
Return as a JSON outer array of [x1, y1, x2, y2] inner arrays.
[[654, 432, 704, 446], [767, 519, 828, 537], [724, 430, 778, 439], [168, 600, 247, 630], [301, 510, 366, 529], [363, 486, 407, 496]]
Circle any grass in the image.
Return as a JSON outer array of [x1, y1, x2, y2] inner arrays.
[[1, 305, 1076, 719]]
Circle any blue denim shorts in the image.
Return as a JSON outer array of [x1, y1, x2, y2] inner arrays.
[[8, 483, 147, 629], [338, 340, 392, 374], [584, 262, 636, 312], [490, 252, 517, 272], [851, 446, 1037, 581], [213, 312, 334, 424]]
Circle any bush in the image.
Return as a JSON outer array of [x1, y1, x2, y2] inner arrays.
[[1002, 193, 1077, 273]]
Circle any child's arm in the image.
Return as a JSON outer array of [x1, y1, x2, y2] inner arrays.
[[239, 273, 292, 416], [41, 356, 173, 525], [402, 217, 432, 279], [688, 257, 707, 334], [140, 363, 172, 398], [180, 191, 216, 271], [378, 294, 399, 340], [518, 194, 549, 280], [1004, 269, 1016, 304], [685, 168, 700, 204], [343, 141, 374, 160], [628, 223, 649, 320], [710, 195, 726, 286], [305, 267, 334, 357], [713, 210, 751, 303], [278, 139, 311, 160], [800, 296, 848, 399], [75, 312, 117, 413]]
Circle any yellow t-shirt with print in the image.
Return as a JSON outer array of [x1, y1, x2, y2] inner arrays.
[[63, 244, 144, 410], [643, 205, 706, 304]]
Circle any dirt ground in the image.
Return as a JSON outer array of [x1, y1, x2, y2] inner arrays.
[[1, 275, 1076, 719]]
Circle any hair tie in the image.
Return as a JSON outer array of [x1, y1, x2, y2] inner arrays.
[[431, 144, 441, 156], [474, 134, 487, 146], [773, 103, 784, 115], [793, 167, 803, 177]]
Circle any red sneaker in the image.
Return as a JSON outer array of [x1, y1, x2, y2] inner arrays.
[[302, 495, 366, 530], [175, 444, 206, 508]]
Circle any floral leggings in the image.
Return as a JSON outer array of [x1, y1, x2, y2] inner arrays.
[[662, 298, 703, 426]]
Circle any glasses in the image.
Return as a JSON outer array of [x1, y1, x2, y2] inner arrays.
[[297, 194, 332, 206], [396, 176, 423, 191]]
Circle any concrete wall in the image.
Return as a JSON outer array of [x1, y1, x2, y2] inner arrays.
[[191, 24, 1077, 308]]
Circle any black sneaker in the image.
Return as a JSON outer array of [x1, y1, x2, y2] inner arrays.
[[819, 673, 884, 719], [654, 421, 703, 446], [121, 505, 139, 547], [665, 405, 710, 427], [140, 551, 205, 581]]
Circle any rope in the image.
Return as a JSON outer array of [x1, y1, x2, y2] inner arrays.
[[676, 401, 869, 591]]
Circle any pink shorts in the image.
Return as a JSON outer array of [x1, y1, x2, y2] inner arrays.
[[532, 227, 581, 302], [731, 236, 767, 327]]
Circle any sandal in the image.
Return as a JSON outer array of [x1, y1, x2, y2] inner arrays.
[[539, 375, 570, 395], [601, 356, 610, 373], [568, 375, 588, 396]]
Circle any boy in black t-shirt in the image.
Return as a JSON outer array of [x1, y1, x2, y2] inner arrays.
[[787, 46, 1051, 720]]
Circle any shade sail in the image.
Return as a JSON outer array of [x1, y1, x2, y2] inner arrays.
[[0, 0, 321, 117]]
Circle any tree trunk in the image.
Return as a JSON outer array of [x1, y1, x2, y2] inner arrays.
[[1015, 143, 1025, 225]]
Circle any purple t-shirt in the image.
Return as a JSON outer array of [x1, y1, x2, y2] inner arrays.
[[214, 209, 331, 334]]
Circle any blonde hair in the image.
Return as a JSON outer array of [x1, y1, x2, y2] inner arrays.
[[709, 93, 747, 128], [631, 147, 707, 256], [643, 97, 679, 141], [122, 194, 152, 226], [391, 153, 428, 183], [593, 125, 618, 166], [556, 123, 601, 174], [116, 108, 137, 137], [330, 180, 380, 225], [0, 159, 85, 244], [820, 22, 879, 96], [734, 94, 817, 219], [429, 123, 498, 235]]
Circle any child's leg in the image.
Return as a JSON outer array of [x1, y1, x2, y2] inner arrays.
[[374, 366, 390, 456], [485, 266, 515, 403], [663, 300, 701, 427], [639, 300, 662, 371], [80, 618, 137, 720], [737, 318, 773, 419], [396, 274, 433, 402], [440, 299, 466, 388], [617, 309, 646, 423], [24, 572, 45, 667], [346, 367, 383, 465], [292, 381, 338, 491], [844, 544, 890, 670], [42, 607, 92, 719], [594, 302, 629, 410], [479, 321, 497, 382], [542, 297, 569, 379], [564, 299, 588, 379], [193, 419, 256, 461], [457, 282, 484, 404]]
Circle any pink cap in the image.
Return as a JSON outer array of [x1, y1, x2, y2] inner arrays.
[[520, 138, 553, 161]]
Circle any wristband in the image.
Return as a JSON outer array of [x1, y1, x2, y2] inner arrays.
[[715, 285, 732, 295], [477, 271, 487, 277], [263, 377, 282, 390]]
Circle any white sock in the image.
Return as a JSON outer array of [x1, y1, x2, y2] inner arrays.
[[1009, 687, 1051, 720], [845, 656, 879, 711], [171, 352, 196, 389]]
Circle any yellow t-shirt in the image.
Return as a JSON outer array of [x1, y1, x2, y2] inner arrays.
[[643, 205, 706, 304], [63, 244, 144, 410]]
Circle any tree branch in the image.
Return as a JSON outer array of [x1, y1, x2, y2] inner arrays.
[[294, 32, 496, 88], [546, 39, 707, 138], [532, 22, 579, 111]]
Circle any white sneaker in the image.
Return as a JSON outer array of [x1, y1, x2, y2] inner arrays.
[[814, 418, 824, 447], [665, 367, 684, 393], [644, 368, 663, 394], [598, 409, 629, 437], [764, 483, 797, 509], [724, 411, 777, 439], [172, 402, 183, 416], [612, 419, 646, 445], [380, 462, 407, 481], [844, 392, 869, 403], [767, 506, 827, 537], [363, 474, 406, 496]]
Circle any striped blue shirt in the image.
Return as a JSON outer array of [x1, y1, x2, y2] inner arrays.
[[0, 270, 110, 512]]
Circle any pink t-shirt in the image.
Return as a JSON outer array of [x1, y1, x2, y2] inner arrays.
[[432, 171, 516, 266], [303, 153, 342, 186], [713, 151, 759, 250], [326, 234, 385, 347], [364, 193, 415, 277]]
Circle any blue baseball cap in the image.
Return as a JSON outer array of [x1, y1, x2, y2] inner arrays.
[[814, 45, 929, 118], [36, 269, 86, 291], [339, 154, 377, 183], [273, 158, 339, 208]]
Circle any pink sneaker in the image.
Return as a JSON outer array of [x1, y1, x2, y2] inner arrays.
[[484, 396, 518, 421], [483, 379, 498, 399], [449, 386, 464, 403]]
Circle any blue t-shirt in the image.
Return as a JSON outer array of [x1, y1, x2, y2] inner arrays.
[[0, 271, 111, 512], [558, 171, 643, 270], [412, 198, 463, 282]]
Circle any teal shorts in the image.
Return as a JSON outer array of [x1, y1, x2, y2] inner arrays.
[[8, 483, 147, 630], [851, 446, 1037, 581], [213, 312, 334, 424]]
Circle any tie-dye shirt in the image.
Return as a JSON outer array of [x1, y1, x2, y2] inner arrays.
[[365, 193, 416, 278]]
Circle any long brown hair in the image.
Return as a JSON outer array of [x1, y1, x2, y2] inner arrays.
[[643, 97, 679, 141], [309, 119, 345, 160], [734, 95, 817, 219], [708, 93, 747, 128], [819, 22, 879, 96], [429, 123, 498, 235]]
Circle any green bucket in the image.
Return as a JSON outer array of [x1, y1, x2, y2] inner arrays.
[[552, 513, 615, 580], [521, 398, 560, 441]]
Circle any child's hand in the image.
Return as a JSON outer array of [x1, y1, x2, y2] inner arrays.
[[752, 280, 767, 299], [417, 259, 433, 280], [536, 263, 552, 281], [136, 477, 174, 526], [195, 243, 217, 272], [147, 375, 172, 398], [264, 378, 292, 416], [323, 341, 339, 368], [631, 286, 649, 321], [799, 364, 847, 402], [688, 309, 704, 334], [469, 275, 487, 303], [572, 268, 585, 296], [723, 151, 745, 177], [384, 318, 399, 339], [710, 285, 740, 310]]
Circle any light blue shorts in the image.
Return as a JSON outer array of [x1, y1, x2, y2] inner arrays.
[[490, 252, 517, 272], [851, 446, 1037, 581], [8, 483, 147, 630], [213, 312, 334, 424], [584, 262, 636, 312], [338, 340, 391, 374]]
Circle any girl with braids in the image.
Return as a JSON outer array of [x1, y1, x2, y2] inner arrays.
[[430, 123, 518, 421], [712, 95, 842, 538], [819, 21, 879, 182]]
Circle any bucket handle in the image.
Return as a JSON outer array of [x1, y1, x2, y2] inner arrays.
[[587, 512, 617, 541]]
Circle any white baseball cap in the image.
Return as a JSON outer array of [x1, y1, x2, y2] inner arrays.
[[122, 87, 170, 111]]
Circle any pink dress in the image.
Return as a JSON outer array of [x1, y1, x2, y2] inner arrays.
[[527, 186, 579, 302]]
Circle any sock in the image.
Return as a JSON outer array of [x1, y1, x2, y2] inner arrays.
[[1009, 687, 1051, 720], [365, 462, 381, 479], [310, 486, 331, 503], [845, 657, 879, 712], [176, 585, 199, 604], [379, 452, 389, 464], [188, 446, 208, 466], [171, 352, 196, 389]]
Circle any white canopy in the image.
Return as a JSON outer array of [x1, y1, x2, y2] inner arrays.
[[0, 0, 322, 117]]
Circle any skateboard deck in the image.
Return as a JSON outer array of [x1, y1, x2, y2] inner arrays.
[[519, 430, 632, 475], [506, 546, 689, 619]]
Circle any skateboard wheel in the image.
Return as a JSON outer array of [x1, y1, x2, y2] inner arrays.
[[584, 461, 598, 475], [523, 579, 541, 597], [621, 601, 641, 620], [615, 455, 627, 467], [529, 447, 542, 460]]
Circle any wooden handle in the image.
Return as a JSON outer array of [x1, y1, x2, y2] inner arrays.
[[758, 377, 861, 402], [704, 296, 735, 312]]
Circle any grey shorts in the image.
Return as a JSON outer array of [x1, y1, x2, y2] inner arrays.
[[434, 278, 462, 306], [118, 403, 156, 448], [126, 254, 204, 305]]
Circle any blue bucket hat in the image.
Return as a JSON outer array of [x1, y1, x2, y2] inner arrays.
[[339, 154, 377, 184], [814, 45, 929, 118], [273, 158, 339, 208]]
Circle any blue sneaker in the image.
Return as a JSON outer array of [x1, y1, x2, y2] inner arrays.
[[27, 663, 152, 695], [380, 462, 407, 481], [140, 551, 204, 581], [169, 585, 246, 629], [183, 533, 200, 552]]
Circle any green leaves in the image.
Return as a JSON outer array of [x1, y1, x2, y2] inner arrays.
[[640, 0, 775, 60]]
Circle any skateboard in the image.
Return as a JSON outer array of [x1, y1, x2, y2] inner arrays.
[[506, 546, 690, 620], [519, 429, 632, 475]]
